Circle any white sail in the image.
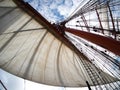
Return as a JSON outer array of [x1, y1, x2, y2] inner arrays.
[[0, 0, 119, 87]]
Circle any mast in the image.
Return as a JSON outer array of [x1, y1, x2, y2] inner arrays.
[[65, 28, 120, 56], [0, 0, 120, 89]]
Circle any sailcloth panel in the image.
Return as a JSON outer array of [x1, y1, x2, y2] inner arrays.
[[0, 0, 119, 87], [0, 0, 16, 7]]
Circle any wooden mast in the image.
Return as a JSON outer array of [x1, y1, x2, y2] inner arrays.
[[65, 28, 120, 56]]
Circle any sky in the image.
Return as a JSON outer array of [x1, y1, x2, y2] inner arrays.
[[0, 0, 120, 90], [0, 69, 88, 90], [0, 0, 90, 90], [24, 0, 86, 23], [0, 69, 63, 90]]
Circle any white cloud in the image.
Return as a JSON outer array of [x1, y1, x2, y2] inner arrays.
[[64, 0, 73, 7], [50, 2, 57, 9], [56, 0, 73, 18], [25, 0, 89, 23], [29, 0, 39, 10], [57, 5, 70, 17], [54, 0, 64, 5]]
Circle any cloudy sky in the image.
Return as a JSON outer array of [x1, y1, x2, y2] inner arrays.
[[0, 0, 89, 90], [1, 0, 120, 90], [24, 0, 86, 23]]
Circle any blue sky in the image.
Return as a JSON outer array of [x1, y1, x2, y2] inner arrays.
[[0, 1, 88, 90], [24, 0, 83, 23], [1, 0, 120, 90]]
